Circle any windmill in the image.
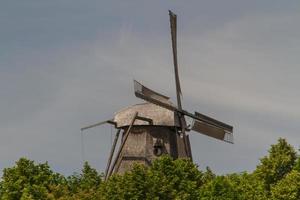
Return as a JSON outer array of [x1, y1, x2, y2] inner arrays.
[[81, 10, 233, 180]]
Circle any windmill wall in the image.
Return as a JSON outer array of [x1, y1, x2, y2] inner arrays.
[[113, 125, 190, 174], [112, 103, 192, 174]]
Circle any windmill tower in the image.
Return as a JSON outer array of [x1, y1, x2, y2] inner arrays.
[[81, 11, 233, 180]]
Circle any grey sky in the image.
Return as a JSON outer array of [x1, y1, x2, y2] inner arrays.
[[1, 1, 300, 175]]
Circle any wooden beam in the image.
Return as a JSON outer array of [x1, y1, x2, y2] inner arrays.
[[104, 129, 121, 180], [107, 112, 138, 178]]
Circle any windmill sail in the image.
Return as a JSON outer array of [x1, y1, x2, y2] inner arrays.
[[191, 119, 233, 143], [169, 11, 189, 156], [194, 112, 233, 133], [134, 10, 233, 146], [134, 80, 176, 111], [169, 10, 182, 107]]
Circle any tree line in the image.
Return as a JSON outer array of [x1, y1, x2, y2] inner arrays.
[[0, 138, 299, 200]]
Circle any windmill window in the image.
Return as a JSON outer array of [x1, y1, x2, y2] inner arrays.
[[153, 138, 163, 156]]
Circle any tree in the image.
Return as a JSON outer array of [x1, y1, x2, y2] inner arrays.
[[202, 167, 216, 184], [199, 173, 268, 200], [65, 162, 103, 199], [227, 173, 267, 200], [254, 138, 297, 191], [148, 156, 204, 199], [0, 182, 3, 199], [294, 156, 300, 172], [67, 162, 102, 193], [0, 138, 298, 199], [0, 158, 65, 200], [199, 175, 237, 200], [271, 170, 300, 200], [100, 156, 204, 200]]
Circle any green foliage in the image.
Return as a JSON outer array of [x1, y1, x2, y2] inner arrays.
[[202, 167, 216, 183], [149, 156, 204, 199], [0, 158, 65, 200], [271, 170, 300, 200], [199, 175, 237, 200], [0, 181, 3, 199], [100, 165, 148, 200], [294, 157, 300, 172], [228, 173, 267, 200], [254, 138, 297, 191], [0, 159, 102, 200], [65, 162, 103, 200], [0, 138, 299, 200], [199, 173, 268, 200], [67, 162, 102, 193], [100, 156, 203, 200]]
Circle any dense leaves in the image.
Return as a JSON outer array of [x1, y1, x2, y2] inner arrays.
[[0, 138, 299, 199], [271, 170, 300, 200], [0, 158, 65, 200], [0, 160, 102, 200], [254, 138, 297, 191], [100, 157, 204, 200]]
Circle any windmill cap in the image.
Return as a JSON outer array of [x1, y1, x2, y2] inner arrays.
[[113, 103, 180, 128]]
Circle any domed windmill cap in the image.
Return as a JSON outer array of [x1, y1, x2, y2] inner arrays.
[[113, 103, 181, 128]]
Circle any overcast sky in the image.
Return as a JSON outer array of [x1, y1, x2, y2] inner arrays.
[[1, 1, 300, 175]]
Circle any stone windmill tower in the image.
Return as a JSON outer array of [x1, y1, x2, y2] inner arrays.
[[81, 11, 233, 180]]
